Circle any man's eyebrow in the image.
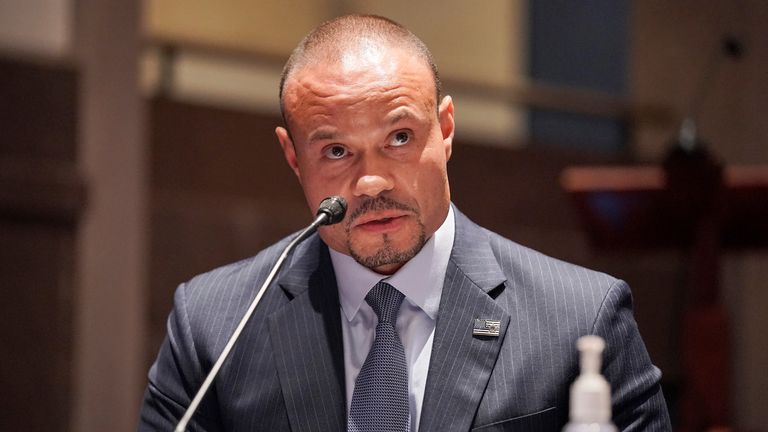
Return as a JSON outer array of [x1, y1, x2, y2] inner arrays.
[[307, 128, 336, 143], [387, 110, 420, 125]]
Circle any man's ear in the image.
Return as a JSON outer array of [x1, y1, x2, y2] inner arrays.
[[438, 95, 455, 160], [276, 126, 301, 182]]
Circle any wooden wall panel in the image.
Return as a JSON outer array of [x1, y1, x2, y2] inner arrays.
[[148, 98, 307, 355], [0, 55, 83, 432]]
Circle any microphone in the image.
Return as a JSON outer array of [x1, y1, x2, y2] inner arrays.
[[316, 195, 347, 225], [676, 34, 744, 153], [175, 196, 347, 432]]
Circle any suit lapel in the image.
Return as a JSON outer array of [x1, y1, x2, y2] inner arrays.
[[268, 236, 347, 432], [419, 208, 511, 432]]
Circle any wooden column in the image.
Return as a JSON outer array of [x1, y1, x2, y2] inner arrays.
[[72, 0, 148, 430]]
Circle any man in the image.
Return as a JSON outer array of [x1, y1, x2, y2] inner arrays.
[[140, 15, 671, 431]]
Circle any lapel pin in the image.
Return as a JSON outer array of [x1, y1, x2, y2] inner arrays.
[[473, 319, 501, 337]]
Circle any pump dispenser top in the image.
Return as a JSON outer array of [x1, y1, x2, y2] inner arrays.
[[563, 335, 617, 432]]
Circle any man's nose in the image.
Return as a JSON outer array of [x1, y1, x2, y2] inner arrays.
[[353, 157, 394, 197]]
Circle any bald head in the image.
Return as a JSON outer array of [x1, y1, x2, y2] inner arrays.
[[279, 15, 441, 124]]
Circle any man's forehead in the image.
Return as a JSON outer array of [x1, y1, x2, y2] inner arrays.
[[282, 76, 434, 133], [284, 50, 434, 106]]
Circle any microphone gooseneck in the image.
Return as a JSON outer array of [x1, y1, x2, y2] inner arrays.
[[175, 196, 347, 432]]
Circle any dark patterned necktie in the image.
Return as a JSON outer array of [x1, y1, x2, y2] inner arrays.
[[348, 281, 410, 432]]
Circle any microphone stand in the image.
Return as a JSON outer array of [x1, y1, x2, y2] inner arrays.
[[175, 197, 346, 431]]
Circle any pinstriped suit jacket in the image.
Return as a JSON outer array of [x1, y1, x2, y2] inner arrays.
[[140, 207, 671, 431]]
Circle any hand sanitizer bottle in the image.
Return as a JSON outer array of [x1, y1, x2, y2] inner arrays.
[[562, 335, 618, 432]]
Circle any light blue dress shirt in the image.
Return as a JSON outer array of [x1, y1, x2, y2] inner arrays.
[[329, 206, 455, 432]]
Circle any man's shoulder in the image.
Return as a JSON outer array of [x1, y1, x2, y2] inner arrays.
[[455, 210, 620, 295], [458, 211, 628, 332], [179, 232, 305, 302], [489, 227, 616, 285]]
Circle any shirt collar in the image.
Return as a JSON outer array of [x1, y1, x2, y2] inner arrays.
[[330, 205, 455, 322]]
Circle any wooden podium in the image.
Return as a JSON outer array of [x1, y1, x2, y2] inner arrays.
[[561, 146, 768, 431]]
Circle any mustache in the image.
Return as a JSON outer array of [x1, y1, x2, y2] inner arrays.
[[347, 196, 419, 225]]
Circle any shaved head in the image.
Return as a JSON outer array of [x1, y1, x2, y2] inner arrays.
[[279, 14, 441, 125]]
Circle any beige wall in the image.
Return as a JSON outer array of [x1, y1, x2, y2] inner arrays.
[[144, 0, 526, 88], [0, 0, 72, 56], [144, 0, 333, 55]]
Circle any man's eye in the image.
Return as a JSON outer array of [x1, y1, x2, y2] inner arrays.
[[391, 131, 410, 147], [323, 145, 347, 160]]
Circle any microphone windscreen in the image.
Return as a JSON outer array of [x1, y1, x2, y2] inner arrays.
[[317, 196, 347, 225]]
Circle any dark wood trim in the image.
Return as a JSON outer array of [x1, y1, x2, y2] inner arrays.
[[145, 35, 288, 69], [0, 157, 86, 226]]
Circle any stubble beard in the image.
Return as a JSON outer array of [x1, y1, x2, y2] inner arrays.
[[348, 227, 427, 270], [345, 196, 428, 270]]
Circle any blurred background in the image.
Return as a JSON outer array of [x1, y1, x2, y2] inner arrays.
[[1, 0, 766, 431]]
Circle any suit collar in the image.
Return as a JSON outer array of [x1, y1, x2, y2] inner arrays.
[[276, 233, 323, 298], [271, 235, 347, 431], [419, 206, 511, 431], [449, 205, 508, 292]]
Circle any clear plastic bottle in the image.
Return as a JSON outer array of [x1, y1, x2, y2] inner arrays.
[[562, 335, 618, 432]]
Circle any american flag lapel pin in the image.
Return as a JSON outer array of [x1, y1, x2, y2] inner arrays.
[[473, 318, 501, 337]]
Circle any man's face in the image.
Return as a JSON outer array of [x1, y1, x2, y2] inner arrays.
[[276, 43, 455, 275]]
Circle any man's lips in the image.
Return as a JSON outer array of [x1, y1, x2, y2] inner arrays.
[[351, 211, 410, 232]]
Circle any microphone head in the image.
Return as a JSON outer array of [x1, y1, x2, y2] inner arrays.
[[316, 196, 347, 225]]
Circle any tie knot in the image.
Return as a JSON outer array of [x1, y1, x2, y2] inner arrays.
[[365, 282, 405, 323]]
